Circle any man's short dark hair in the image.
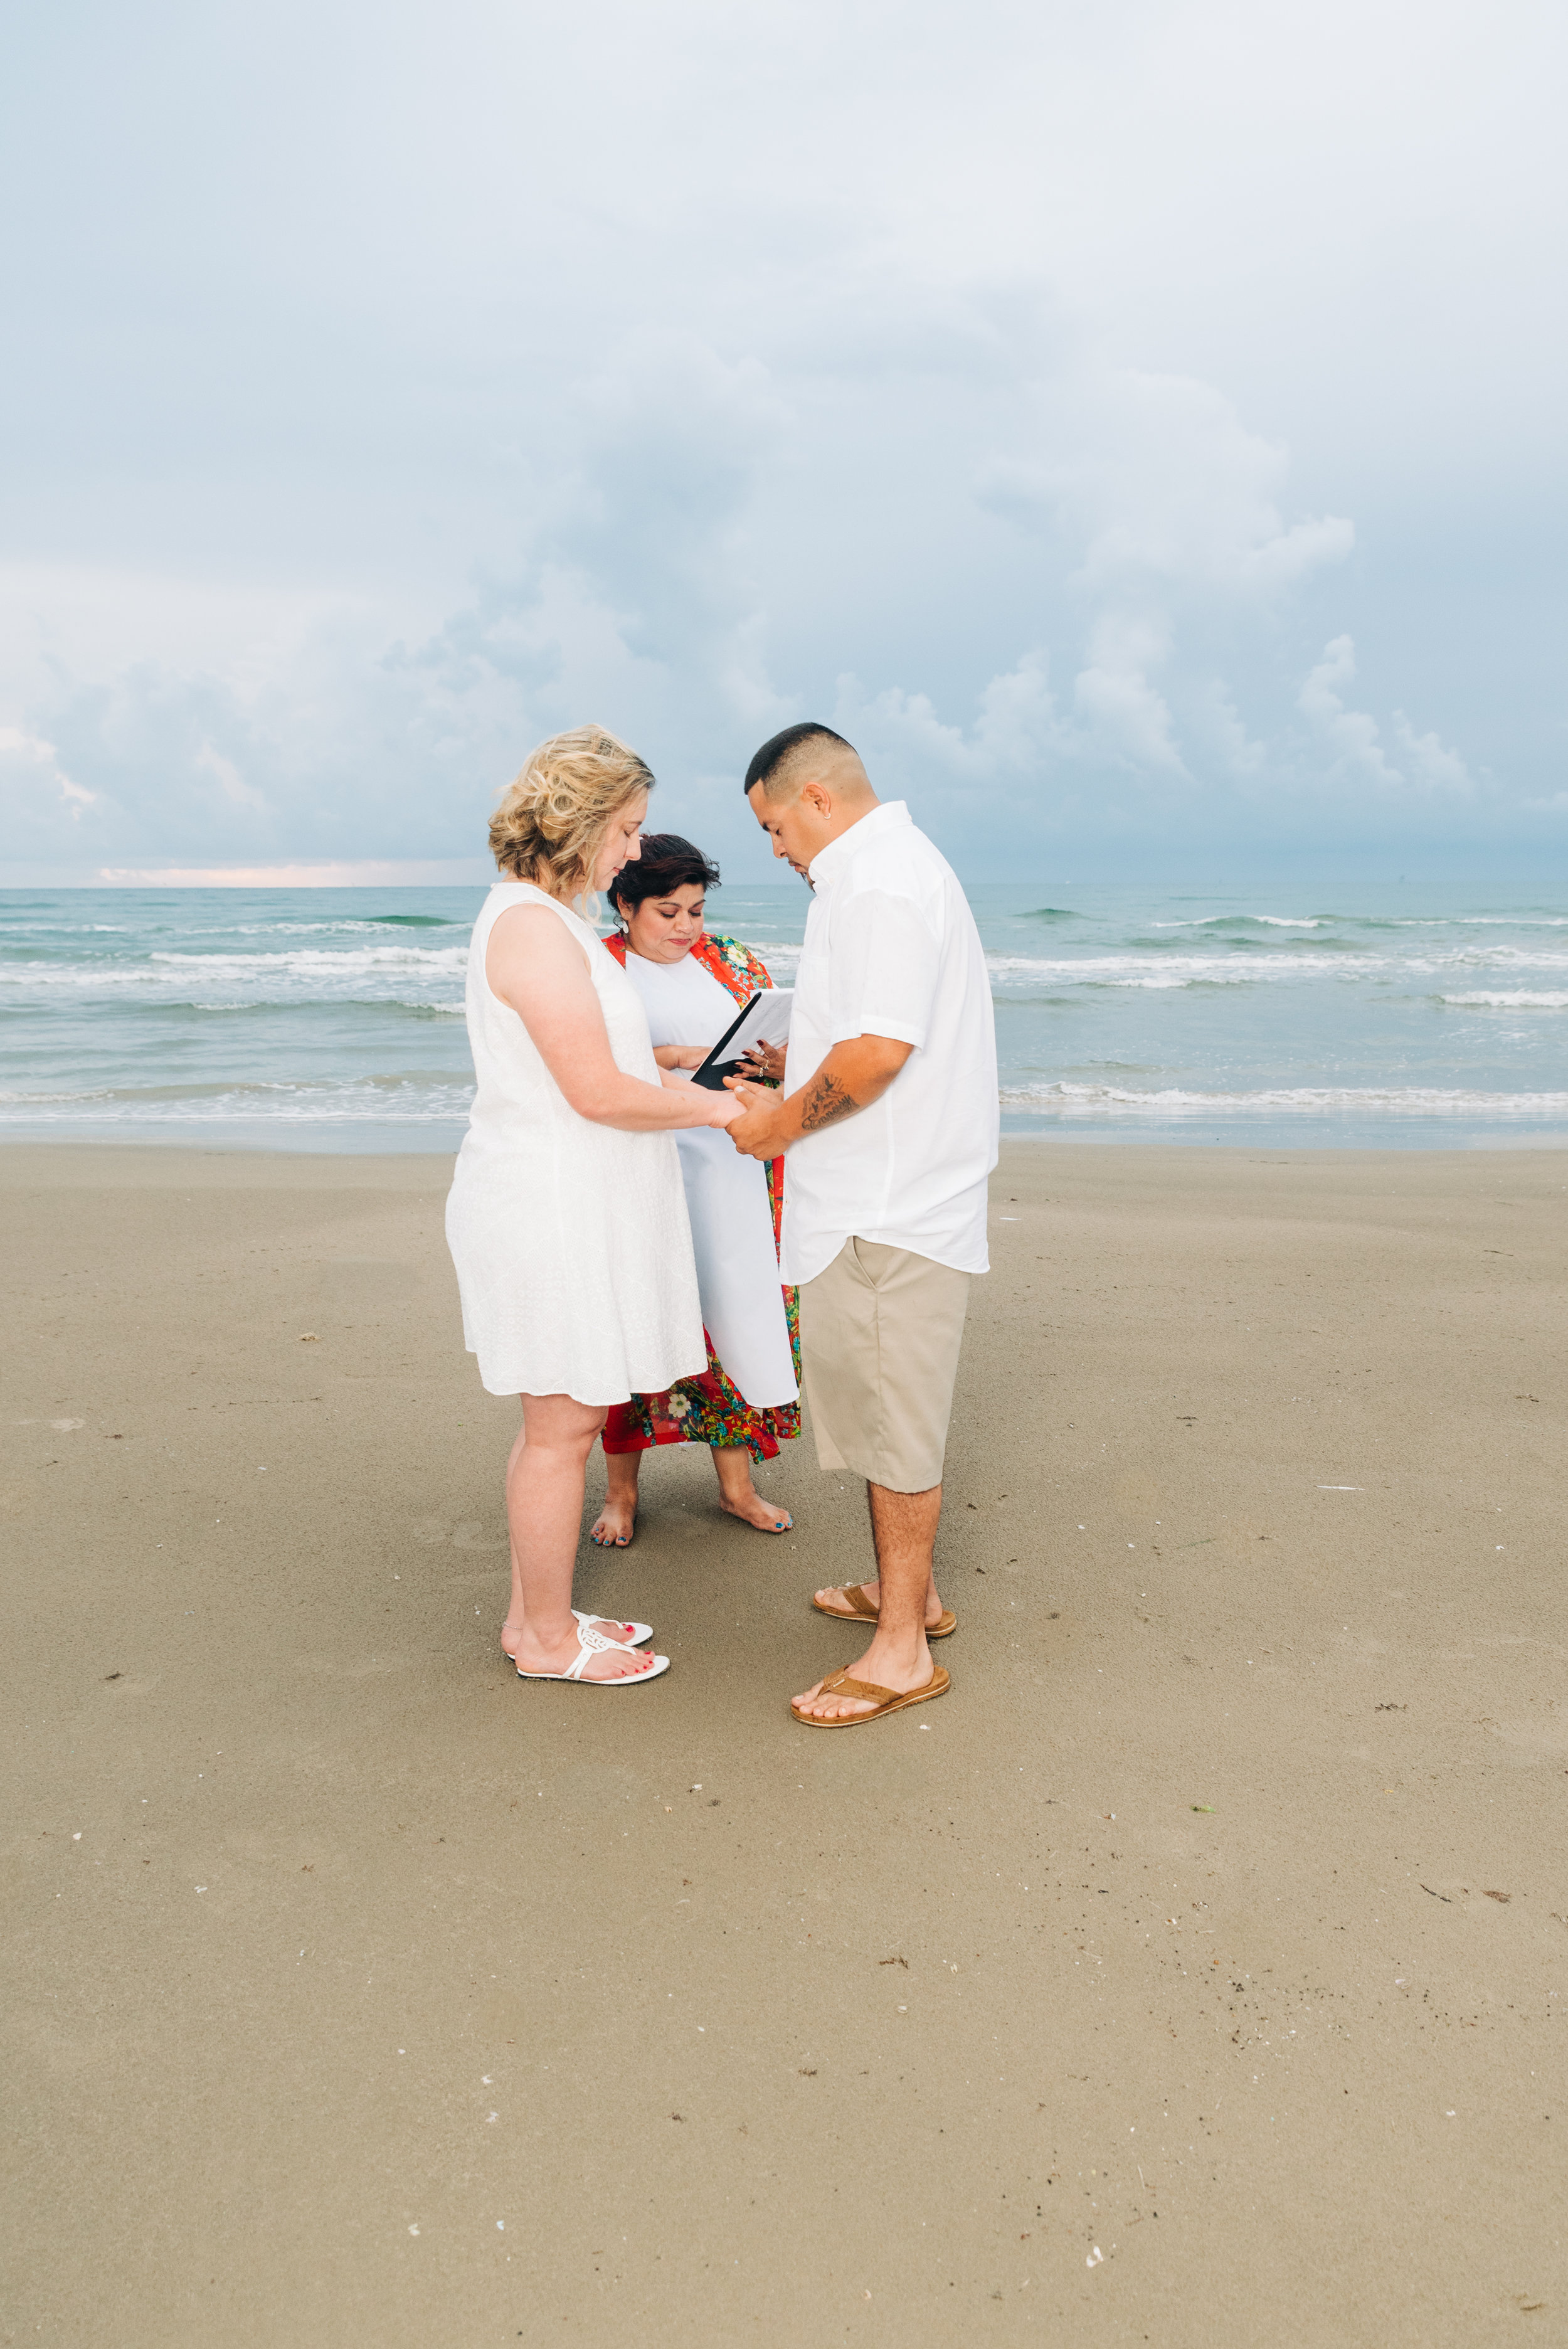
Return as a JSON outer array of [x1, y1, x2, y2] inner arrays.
[[744, 723, 854, 797]]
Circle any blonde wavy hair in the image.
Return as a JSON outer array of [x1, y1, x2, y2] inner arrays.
[[489, 724, 655, 903]]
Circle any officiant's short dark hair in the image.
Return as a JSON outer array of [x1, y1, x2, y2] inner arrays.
[[744, 722, 854, 797], [611, 834, 720, 918]]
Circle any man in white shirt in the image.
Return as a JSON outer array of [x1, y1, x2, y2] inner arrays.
[[725, 723, 999, 1727]]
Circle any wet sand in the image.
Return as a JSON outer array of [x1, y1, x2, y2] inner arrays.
[[2, 1140, 1564, 2345]]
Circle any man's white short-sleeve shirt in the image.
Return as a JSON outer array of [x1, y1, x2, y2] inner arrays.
[[779, 800, 999, 1287]]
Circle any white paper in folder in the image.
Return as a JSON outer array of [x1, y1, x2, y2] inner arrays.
[[689, 989, 793, 1090]]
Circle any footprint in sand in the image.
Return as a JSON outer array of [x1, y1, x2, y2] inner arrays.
[[1488, 1717, 1568, 1761], [452, 1521, 507, 1551], [410, 1516, 507, 1551]]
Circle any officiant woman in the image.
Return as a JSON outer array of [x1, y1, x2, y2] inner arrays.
[[592, 834, 801, 1545]]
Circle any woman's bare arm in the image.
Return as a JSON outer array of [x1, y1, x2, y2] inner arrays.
[[485, 907, 739, 1131]]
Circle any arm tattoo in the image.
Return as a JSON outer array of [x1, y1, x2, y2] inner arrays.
[[798, 1068, 861, 1133]]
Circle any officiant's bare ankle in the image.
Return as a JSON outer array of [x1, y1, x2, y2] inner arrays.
[[712, 1443, 792, 1532], [590, 1452, 640, 1547]]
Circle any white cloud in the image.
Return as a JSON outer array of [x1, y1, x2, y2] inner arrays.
[[1298, 635, 1402, 784], [193, 741, 267, 812], [993, 370, 1355, 601], [833, 649, 1068, 796], [1187, 680, 1266, 780], [0, 724, 97, 829], [0, 0, 1557, 863], [1298, 639, 1476, 797], [970, 367, 1352, 801], [1392, 711, 1473, 795], [1070, 616, 1186, 777], [972, 650, 1061, 771]]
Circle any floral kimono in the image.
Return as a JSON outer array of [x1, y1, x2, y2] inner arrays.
[[601, 931, 802, 1461]]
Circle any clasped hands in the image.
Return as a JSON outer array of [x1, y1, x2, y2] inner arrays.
[[651, 1040, 789, 1153], [657, 1032, 908, 1159], [650, 1040, 790, 1157], [719, 1071, 792, 1159]]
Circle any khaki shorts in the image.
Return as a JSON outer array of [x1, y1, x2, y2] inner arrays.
[[798, 1238, 972, 1493]]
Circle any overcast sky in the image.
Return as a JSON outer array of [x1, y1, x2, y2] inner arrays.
[[3, 0, 1565, 884]]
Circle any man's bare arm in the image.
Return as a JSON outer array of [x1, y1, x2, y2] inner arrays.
[[796, 1063, 861, 1133]]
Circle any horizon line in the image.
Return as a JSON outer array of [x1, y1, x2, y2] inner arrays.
[[48, 861, 498, 889]]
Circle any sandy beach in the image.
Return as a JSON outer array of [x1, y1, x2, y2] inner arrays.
[[3, 1138, 1563, 2346]]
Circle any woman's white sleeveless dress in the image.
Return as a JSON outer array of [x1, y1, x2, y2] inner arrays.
[[445, 883, 707, 1403]]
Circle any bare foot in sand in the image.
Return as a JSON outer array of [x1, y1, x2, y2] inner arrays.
[[721, 1485, 793, 1533], [591, 1450, 640, 1547], [591, 1443, 791, 1540], [713, 1444, 791, 1534], [588, 1493, 637, 1547]]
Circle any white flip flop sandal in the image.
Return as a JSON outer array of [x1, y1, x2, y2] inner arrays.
[[574, 1608, 653, 1648], [516, 1618, 670, 1685]]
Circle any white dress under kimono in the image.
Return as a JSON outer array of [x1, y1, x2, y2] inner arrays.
[[619, 948, 798, 1410], [445, 883, 707, 1403]]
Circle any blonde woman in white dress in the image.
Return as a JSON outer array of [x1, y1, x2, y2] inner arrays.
[[445, 726, 742, 1687]]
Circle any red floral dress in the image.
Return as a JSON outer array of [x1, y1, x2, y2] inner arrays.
[[601, 931, 802, 1461]]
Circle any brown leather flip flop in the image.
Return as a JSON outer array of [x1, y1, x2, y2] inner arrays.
[[790, 1663, 951, 1727], [811, 1583, 956, 1638]]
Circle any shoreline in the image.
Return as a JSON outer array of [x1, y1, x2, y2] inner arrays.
[[2, 1125, 1565, 1162]]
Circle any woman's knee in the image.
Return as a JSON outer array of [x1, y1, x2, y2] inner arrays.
[[521, 1396, 608, 1448]]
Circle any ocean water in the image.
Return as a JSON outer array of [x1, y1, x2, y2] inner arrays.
[[1, 879, 1564, 1152]]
